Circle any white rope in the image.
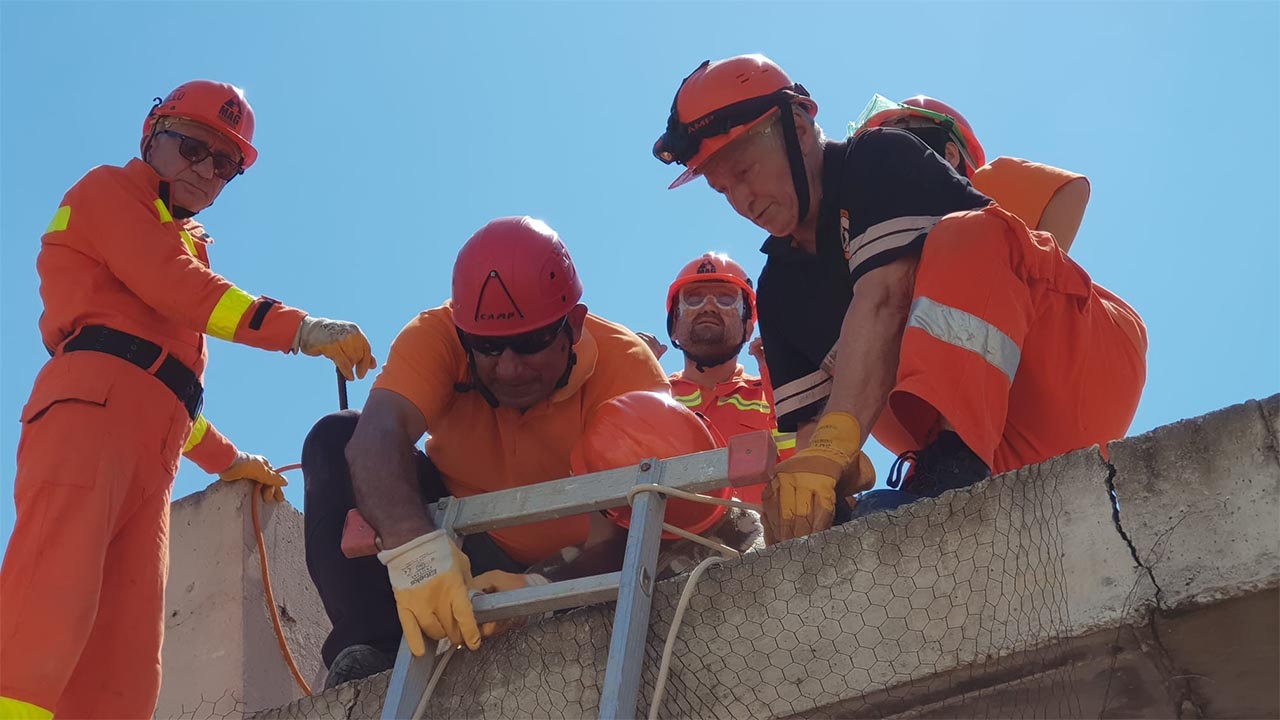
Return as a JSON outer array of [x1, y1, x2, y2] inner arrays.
[[648, 554, 725, 720], [411, 644, 456, 720]]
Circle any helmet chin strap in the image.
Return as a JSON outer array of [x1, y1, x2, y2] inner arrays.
[[683, 343, 744, 373], [777, 102, 811, 225]]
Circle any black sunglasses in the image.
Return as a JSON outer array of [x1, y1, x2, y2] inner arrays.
[[459, 315, 570, 357], [652, 60, 811, 167], [161, 131, 244, 181]]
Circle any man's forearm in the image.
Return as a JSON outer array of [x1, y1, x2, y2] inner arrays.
[[823, 259, 916, 443], [347, 417, 435, 549]]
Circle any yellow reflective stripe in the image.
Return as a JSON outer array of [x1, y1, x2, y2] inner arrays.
[[206, 287, 255, 341], [0, 696, 54, 720], [153, 198, 174, 224], [673, 389, 702, 407], [717, 394, 773, 413], [178, 229, 198, 257], [183, 414, 210, 453], [45, 205, 71, 233], [773, 431, 797, 451]]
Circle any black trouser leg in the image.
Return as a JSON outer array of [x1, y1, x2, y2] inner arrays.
[[302, 410, 523, 668]]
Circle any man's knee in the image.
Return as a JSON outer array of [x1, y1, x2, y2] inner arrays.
[[302, 410, 361, 469]]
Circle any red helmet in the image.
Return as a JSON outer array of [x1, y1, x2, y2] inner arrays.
[[570, 391, 731, 538], [143, 80, 258, 169], [452, 216, 583, 336], [654, 54, 818, 189], [855, 94, 986, 173], [666, 252, 755, 315]]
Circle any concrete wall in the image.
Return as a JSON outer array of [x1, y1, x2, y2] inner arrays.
[[157, 480, 330, 719], [170, 396, 1280, 719]]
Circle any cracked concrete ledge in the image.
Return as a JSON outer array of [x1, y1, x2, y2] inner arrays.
[[234, 396, 1278, 719]]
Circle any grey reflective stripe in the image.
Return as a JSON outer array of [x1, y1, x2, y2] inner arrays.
[[847, 215, 941, 275], [907, 296, 1021, 382], [774, 368, 833, 418]]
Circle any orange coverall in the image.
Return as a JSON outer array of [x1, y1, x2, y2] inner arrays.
[[0, 158, 305, 719], [671, 365, 790, 505], [873, 204, 1147, 474]]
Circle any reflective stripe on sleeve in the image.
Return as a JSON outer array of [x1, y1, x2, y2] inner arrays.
[[45, 205, 71, 233], [183, 414, 210, 453], [205, 287, 256, 341]]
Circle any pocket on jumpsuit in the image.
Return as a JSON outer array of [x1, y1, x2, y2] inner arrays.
[[15, 369, 115, 493]]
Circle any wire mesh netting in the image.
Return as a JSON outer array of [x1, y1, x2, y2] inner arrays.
[[226, 455, 1085, 720]]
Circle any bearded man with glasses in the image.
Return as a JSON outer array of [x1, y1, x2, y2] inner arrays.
[[0, 80, 375, 719], [302, 216, 755, 688], [641, 253, 794, 509]]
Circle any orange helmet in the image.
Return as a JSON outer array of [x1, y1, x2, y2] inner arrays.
[[451, 216, 583, 336], [853, 94, 986, 174], [654, 54, 818, 195], [666, 252, 755, 316], [143, 80, 258, 169], [570, 391, 731, 538]]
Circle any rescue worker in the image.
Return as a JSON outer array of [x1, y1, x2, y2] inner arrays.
[[851, 94, 1092, 252], [302, 217, 758, 687], [662, 252, 787, 504], [0, 80, 376, 719], [652, 54, 1147, 542]]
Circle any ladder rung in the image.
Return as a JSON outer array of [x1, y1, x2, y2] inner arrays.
[[472, 572, 622, 622]]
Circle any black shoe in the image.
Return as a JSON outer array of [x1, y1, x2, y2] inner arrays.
[[893, 431, 991, 499], [324, 644, 395, 689]]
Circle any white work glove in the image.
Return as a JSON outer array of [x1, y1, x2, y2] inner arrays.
[[378, 530, 481, 654], [293, 316, 377, 381]]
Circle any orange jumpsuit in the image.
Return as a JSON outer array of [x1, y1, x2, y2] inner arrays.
[[0, 159, 305, 719], [971, 157, 1087, 234], [874, 204, 1147, 473], [671, 365, 785, 504]]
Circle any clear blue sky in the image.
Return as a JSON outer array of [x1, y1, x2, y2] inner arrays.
[[2, 2, 1277, 555]]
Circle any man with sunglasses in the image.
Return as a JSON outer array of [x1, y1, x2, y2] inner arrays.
[[653, 54, 1146, 544], [301, 216, 674, 686], [852, 94, 1092, 253], [0, 80, 376, 719], [661, 252, 786, 506]]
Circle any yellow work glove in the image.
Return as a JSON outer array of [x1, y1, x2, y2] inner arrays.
[[470, 570, 550, 637], [294, 316, 378, 381], [219, 452, 287, 502], [378, 530, 481, 654], [765, 412, 871, 543]]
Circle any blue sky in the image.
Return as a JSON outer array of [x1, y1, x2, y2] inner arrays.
[[2, 2, 1277, 554]]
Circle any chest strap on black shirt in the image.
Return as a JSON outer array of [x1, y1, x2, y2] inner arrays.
[[63, 326, 204, 420]]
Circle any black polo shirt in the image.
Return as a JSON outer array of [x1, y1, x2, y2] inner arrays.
[[758, 128, 990, 431]]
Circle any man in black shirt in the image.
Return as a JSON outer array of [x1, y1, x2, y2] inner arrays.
[[653, 54, 1147, 542]]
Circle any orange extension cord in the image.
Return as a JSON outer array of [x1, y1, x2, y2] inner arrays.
[[251, 463, 312, 696]]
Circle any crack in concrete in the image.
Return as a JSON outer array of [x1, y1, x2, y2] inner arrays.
[[1103, 461, 1163, 604], [1103, 460, 1207, 719], [1253, 400, 1280, 470]]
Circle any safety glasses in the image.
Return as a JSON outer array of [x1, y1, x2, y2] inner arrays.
[[161, 131, 244, 181], [460, 316, 569, 357], [652, 60, 811, 166], [679, 286, 743, 312]]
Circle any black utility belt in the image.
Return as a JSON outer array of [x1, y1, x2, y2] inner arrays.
[[63, 325, 203, 420]]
